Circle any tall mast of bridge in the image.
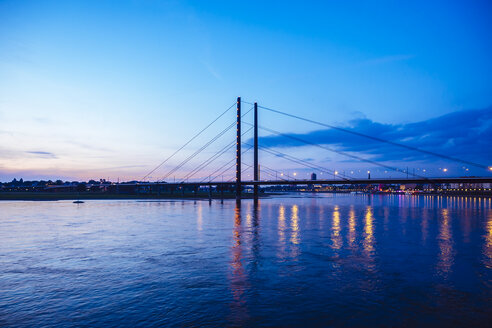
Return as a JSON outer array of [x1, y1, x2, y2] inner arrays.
[[236, 97, 241, 199], [254, 102, 259, 198]]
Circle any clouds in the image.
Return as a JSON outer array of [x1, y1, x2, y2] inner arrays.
[[257, 107, 492, 165], [26, 151, 57, 159]]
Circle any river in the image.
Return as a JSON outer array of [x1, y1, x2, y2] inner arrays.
[[0, 194, 491, 327]]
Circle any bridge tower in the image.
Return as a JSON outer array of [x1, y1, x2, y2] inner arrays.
[[254, 102, 259, 198], [236, 97, 241, 198]]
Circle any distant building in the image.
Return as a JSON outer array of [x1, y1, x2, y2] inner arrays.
[[400, 183, 417, 190]]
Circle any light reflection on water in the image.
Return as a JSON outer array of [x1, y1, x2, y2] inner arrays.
[[437, 209, 453, 278], [364, 206, 374, 255], [290, 204, 300, 246], [0, 194, 491, 327], [277, 204, 286, 258], [229, 202, 248, 324], [331, 205, 341, 250], [348, 206, 356, 247], [196, 201, 203, 232], [485, 211, 492, 269]]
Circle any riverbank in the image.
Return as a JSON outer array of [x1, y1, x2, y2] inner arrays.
[[0, 192, 247, 201], [1, 190, 490, 201]]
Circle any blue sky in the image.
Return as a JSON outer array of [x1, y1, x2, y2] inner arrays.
[[0, 0, 491, 181]]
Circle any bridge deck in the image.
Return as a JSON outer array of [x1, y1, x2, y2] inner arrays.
[[132, 177, 492, 187]]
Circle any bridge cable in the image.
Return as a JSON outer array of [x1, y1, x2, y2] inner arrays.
[[181, 126, 254, 182], [159, 106, 254, 182], [141, 102, 236, 181], [227, 162, 253, 182], [240, 161, 297, 182], [246, 122, 428, 180], [248, 144, 351, 181], [181, 140, 236, 182], [160, 121, 236, 182], [181, 139, 237, 182], [261, 147, 352, 180], [249, 103, 489, 170], [241, 161, 291, 181], [247, 142, 350, 179], [207, 145, 253, 183], [243, 144, 327, 180], [214, 146, 253, 183]]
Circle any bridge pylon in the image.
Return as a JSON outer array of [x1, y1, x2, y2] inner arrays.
[[236, 97, 241, 199], [254, 102, 259, 198]]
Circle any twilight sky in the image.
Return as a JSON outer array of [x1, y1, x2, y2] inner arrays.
[[1, 0, 491, 182]]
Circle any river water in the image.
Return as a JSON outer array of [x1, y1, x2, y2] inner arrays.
[[0, 194, 491, 327]]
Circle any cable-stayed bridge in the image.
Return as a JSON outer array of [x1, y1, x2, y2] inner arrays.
[[133, 97, 492, 199]]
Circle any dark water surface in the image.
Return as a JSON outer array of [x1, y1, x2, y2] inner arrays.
[[0, 194, 491, 327]]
